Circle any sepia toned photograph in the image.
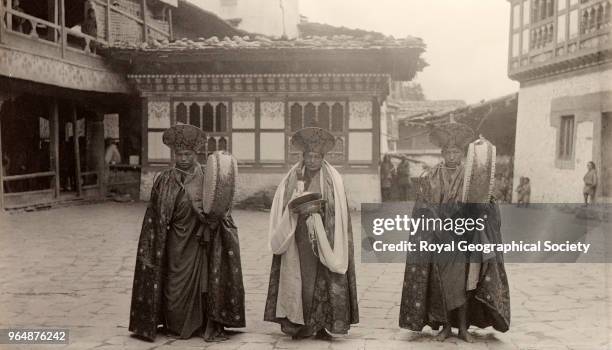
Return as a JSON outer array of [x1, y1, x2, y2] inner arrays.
[[0, 0, 610, 349]]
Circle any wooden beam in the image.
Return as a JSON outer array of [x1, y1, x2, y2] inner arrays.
[[6, 0, 12, 34], [372, 96, 381, 170], [106, 0, 111, 43], [0, 99, 5, 210], [141, 0, 148, 43], [141, 97, 148, 167], [72, 104, 82, 196], [255, 98, 260, 165], [59, 0, 65, 58], [50, 99, 60, 198], [3, 172, 56, 181], [0, 0, 4, 44], [168, 7, 173, 41], [47, 0, 58, 42]]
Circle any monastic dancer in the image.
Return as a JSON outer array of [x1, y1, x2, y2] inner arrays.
[[399, 122, 510, 342], [129, 124, 245, 342], [264, 127, 359, 340]]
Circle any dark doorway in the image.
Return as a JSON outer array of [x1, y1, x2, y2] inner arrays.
[[601, 112, 612, 198], [0, 95, 52, 194]]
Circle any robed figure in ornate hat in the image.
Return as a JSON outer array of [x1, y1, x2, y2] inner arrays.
[[264, 127, 359, 340], [129, 124, 245, 342], [399, 122, 510, 342]]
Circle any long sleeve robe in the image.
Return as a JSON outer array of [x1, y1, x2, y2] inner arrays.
[[399, 163, 511, 332], [264, 163, 359, 335], [129, 165, 245, 341]]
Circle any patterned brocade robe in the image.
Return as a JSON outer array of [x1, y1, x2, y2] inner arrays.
[[264, 163, 359, 334], [129, 165, 245, 341], [399, 163, 511, 332]]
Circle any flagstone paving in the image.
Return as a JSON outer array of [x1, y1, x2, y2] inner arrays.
[[0, 203, 610, 349]]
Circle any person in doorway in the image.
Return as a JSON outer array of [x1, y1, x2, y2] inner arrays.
[[396, 158, 411, 201], [264, 127, 359, 340], [82, 7, 98, 52], [104, 138, 121, 165], [380, 154, 395, 202], [129, 124, 245, 343], [7, 0, 28, 34], [583, 161, 598, 206]]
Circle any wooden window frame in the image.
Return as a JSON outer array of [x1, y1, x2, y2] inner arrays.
[[286, 99, 349, 168], [555, 114, 576, 169], [171, 99, 232, 164]]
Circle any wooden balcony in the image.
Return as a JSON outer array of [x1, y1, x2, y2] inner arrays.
[[0, 0, 172, 93], [508, 0, 612, 82]]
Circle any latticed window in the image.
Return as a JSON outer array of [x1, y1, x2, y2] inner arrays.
[[531, 0, 556, 22], [174, 101, 230, 162], [288, 101, 346, 165], [558, 115, 575, 160]]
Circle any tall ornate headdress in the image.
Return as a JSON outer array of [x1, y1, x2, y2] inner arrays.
[[428, 121, 475, 150], [162, 124, 206, 151], [291, 127, 337, 155]]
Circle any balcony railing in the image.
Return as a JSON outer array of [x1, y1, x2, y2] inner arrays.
[[509, 0, 612, 79], [2, 7, 107, 56], [531, 20, 555, 50], [581, 0, 611, 34], [0, 0, 171, 59]]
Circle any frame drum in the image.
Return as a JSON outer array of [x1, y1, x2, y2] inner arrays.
[[462, 137, 496, 203], [203, 151, 238, 216]]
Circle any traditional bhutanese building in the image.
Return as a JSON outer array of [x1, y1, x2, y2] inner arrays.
[[105, 33, 426, 208], [0, 0, 246, 211], [507, 0, 612, 203], [394, 94, 518, 177]]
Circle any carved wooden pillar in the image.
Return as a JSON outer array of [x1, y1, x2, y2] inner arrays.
[[71, 104, 82, 196], [87, 112, 106, 198], [49, 98, 60, 198], [0, 95, 8, 210]]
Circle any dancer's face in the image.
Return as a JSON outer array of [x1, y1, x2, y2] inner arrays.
[[442, 146, 463, 168], [304, 152, 323, 172], [175, 150, 196, 170]]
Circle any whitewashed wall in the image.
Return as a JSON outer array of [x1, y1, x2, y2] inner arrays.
[[140, 167, 380, 210], [513, 68, 612, 203], [193, 0, 300, 38]]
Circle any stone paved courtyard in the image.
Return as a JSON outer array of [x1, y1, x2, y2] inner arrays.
[[0, 202, 610, 350]]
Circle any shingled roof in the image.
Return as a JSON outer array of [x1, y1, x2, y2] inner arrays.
[[103, 5, 427, 81], [298, 21, 389, 40], [108, 32, 424, 52]]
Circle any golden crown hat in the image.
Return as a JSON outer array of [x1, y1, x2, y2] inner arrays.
[[291, 127, 337, 155], [428, 121, 475, 150], [162, 124, 206, 151]]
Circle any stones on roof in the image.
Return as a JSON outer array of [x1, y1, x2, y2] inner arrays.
[[109, 33, 425, 51], [298, 21, 388, 40]]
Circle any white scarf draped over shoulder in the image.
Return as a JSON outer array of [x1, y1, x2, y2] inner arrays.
[[267, 161, 349, 325]]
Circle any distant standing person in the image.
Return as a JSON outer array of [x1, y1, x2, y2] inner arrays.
[[583, 161, 597, 205], [515, 177, 531, 207], [82, 7, 98, 52], [396, 158, 411, 201], [104, 138, 121, 165], [8, 0, 28, 33], [380, 154, 394, 202]]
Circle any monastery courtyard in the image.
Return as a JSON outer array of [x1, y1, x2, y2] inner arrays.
[[0, 202, 610, 350]]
